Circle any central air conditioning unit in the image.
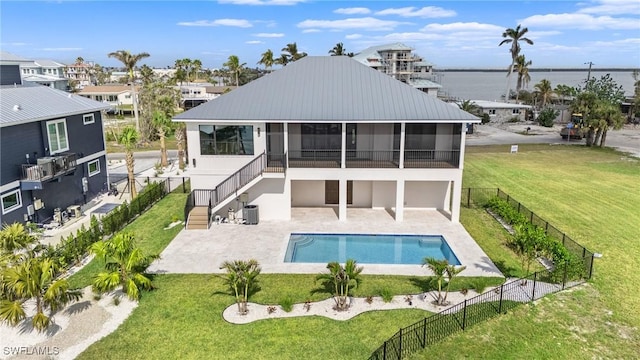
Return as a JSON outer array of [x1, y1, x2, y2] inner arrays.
[[27, 205, 35, 216]]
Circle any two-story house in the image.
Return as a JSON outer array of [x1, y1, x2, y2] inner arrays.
[[64, 62, 94, 89], [20, 59, 70, 91], [1, 56, 109, 226], [175, 56, 478, 229]]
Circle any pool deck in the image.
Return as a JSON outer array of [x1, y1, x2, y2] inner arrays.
[[148, 208, 503, 277]]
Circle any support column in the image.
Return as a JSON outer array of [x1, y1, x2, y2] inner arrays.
[[339, 179, 347, 221], [458, 122, 467, 169], [399, 122, 406, 168], [283, 123, 289, 168], [395, 180, 404, 222], [451, 180, 461, 223], [341, 123, 346, 169]]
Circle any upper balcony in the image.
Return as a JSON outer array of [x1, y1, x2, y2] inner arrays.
[[20, 153, 77, 190], [285, 149, 459, 169]]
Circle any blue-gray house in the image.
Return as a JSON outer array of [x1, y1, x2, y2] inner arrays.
[[1, 52, 109, 225]]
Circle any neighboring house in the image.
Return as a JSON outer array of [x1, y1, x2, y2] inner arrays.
[[353, 43, 442, 96], [179, 83, 237, 110], [174, 56, 478, 229], [78, 85, 137, 114], [20, 59, 70, 91], [0, 55, 109, 226], [471, 100, 532, 123], [64, 62, 94, 89]]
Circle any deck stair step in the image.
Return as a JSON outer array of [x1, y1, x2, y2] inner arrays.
[[186, 207, 209, 230]]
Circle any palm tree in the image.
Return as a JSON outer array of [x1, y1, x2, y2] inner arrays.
[[593, 99, 624, 147], [513, 54, 532, 100], [0, 256, 82, 332], [219, 259, 261, 314], [281, 42, 307, 63], [329, 42, 346, 56], [274, 54, 289, 67], [257, 49, 275, 72], [554, 84, 575, 105], [173, 59, 188, 86], [499, 25, 534, 101], [458, 99, 480, 116], [90, 232, 157, 301], [423, 257, 448, 305], [192, 59, 202, 81], [223, 55, 246, 87], [0, 223, 38, 253], [139, 64, 155, 85], [119, 127, 139, 199], [75, 56, 84, 64], [534, 79, 554, 107], [174, 121, 186, 170], [108, 50, 150, 133], [571, 92, 597, 146], [316, 259, 363, 311], [151, 107, 172, 167]]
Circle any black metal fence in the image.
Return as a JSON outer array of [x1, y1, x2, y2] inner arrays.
[[369, 188, 594, 360]]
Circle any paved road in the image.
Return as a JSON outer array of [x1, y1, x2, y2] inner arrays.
[[467, 124, 640, 157], [107, 150, 179, 183]]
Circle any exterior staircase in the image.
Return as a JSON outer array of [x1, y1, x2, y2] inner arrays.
[[184, 152, 285, 229]]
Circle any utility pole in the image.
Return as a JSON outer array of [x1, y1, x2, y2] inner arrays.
[[584, 61, 594, 89]]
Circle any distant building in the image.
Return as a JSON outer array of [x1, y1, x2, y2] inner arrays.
[[471, 100, 532, 123], [64, 62, 95, 89], [78, 85, 139, 114], [20, 59, 70, 91], [353, 43, 442, 96], [178, 82, 236, 110]]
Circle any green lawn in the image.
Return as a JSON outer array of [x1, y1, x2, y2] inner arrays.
[[415, 144, 640, 359], [77, 144, 639, 359]]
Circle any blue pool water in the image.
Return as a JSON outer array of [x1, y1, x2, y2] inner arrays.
[[284, 233, 461, 265]]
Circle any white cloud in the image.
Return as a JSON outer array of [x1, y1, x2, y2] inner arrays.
[[177, 19, 253, 28], [218, 0, 305, 5], [245, 40, 264, 44], [375, 6, 456, 18], [578, 0, 640, 15], [41, 47, 82, 51], [302, 29, 321, 33], [521, 13, 640, 30], [377, 32, 441, 42], [253, 33, 285, 38], [334, 7, 370, 15], [421, 22, 504, 33], [345, 33, 363, 40], [588, 37, 640, 46], [297, 17, 407, 31]]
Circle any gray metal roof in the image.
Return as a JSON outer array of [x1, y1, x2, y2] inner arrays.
[[0, 51, 32, 63], [1, 84, 109, 127], [175, 56, 478, 123]]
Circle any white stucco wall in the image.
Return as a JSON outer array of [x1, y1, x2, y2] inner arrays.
[[291, 180, 325, 206], [352, 181, 372, 207], [246, 178, 290, 220], [371, 181, 396, 209], [404, 181, 449, 209]]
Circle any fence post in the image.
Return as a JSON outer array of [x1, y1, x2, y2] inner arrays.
[[582, 247, 586, 258], [462, 299, 467, 330], [589, 254, 594, 279], [383, 341, 387, 360], [498, 283, 504, 313], [532, 272, 537, 301], [517, 202, 521, 213], [562, 260, 568, 290], [182, 177, 186, 193], [562, 233, 566, 246], [467, 188, 471, 207], [545, 221, 549, 233], [147, 176, 150, 184], [422, 318, 427, 348], [530, 211, 534, 223]]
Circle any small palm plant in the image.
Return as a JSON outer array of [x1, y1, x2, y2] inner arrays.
[[219, 259, 261, 315], [0, 256, 81, 332], [119, 126, 139, 200], [90, 232, 158, 301], [316, 259, 363, 311], [423, 257, 467, 306], [0, 222, 39, 253]]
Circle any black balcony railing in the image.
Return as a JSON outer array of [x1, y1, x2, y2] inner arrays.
[[288, 149, 341, 168], [266, 153, 287, 173], [403, 150, 459, 168], [21, 153, 77, 182], [345, 150, 400, 168]]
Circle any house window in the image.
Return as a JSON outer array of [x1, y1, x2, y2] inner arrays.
[[512, 108, 520, 115], [46, 119, 69, 154], [108, 95, 117, 101], [1, 189, 22, 215], [199, 125, 254, 155], [95, 95, 103, 101], [488, 109, 496, 116], [83, 114, 95, 125], [88, 159, 100, 177]]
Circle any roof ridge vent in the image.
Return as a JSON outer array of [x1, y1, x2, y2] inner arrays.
[[13, 105, 22, 111]]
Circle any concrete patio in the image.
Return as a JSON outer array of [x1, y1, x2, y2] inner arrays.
[[149, 208, 503, 277]]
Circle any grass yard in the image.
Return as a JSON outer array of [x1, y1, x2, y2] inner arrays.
[[415, 144, 640, 359], [76, 144, 639, 359], [67, 192, 188, 289]]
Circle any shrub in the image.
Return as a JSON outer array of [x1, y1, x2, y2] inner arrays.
[[380, 288, 393, 303], [508, 116, 520, 123], [279, 296, 294, 312], [481, 113, 491, 124], [537, 107, 559, 127]]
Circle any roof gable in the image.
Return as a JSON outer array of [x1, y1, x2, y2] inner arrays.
[[175, 56, 478, 123]]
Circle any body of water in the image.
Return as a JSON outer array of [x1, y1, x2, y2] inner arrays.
[[436, 70, 637, 101]]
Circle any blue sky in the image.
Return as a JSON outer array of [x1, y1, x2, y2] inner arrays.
[[1, 0, 639, 69]]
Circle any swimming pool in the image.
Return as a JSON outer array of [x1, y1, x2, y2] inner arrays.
[[284, 233, 461, 265]]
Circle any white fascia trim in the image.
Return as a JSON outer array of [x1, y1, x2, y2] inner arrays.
[[0, 181, 21, 194], [76, 150, 106, 165]]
